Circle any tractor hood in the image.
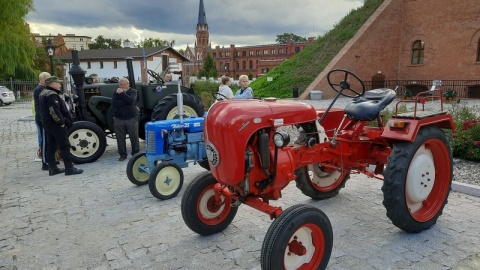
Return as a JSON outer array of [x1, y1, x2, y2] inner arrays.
[[205, 98, 317, 185]]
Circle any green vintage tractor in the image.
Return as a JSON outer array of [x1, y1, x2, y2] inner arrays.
[[66, 51, 205, 164]]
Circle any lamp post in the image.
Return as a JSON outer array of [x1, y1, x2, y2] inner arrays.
[[45, 39, 55, 75]]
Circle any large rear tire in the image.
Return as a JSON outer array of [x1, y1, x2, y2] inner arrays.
[[181, 171, 238, 236], [68, 121, 106, 164], [382, 126, 453, 233], [295, 163, 350, 200], [261, 204, 333, 270], [151, 93, 205, 121]]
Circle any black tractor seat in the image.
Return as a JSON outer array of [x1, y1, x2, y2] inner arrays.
[[344, 88, 397, 121]]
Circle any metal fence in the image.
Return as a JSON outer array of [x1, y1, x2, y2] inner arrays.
[[364, 80, 480, 99], [0, 78, 37, 103]]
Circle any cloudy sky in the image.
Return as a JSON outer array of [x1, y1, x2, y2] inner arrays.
[[27, 0, 363, 50]]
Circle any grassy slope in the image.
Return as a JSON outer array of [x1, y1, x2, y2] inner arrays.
[[250, 0, 384, 98]]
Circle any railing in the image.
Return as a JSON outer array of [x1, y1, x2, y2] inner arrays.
[[364, 80, 480, 99]]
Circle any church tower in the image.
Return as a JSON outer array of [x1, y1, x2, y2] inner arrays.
[[195, 0, 210, 52]]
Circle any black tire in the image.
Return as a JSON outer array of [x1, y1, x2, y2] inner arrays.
[[382, 126, 453, 233], [68, 121, 106, 164], [198, 159, 210, 170], [151, 93, 205, 121], [181, 171, 238, 236], [148, 162, 184, 200], [261, 204, 333, 270], [126, 153, 149, 186], [295, 164, 350, 200]]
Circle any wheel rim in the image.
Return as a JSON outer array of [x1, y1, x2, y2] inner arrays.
[[69, 128, 101, 158], [154, 166, 181, 196], [284, 223, 325, 270], [132, 154, 149, 183], [197, 184, 232, 225], [308, 163, 347, 191], [405, 139, 450, 222], [166, 106, 198, 119]]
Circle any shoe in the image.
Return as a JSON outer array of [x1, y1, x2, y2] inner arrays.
[[49, 168, 65, 176], [42, 163, 48, 171], [65, 167, 83, 175], [119, 156, 127, 161]]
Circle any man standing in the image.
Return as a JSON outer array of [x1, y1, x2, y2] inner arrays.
[[112, 77, 139, 161], [33, 71, 51, 170], [39, 76, 83, 176]]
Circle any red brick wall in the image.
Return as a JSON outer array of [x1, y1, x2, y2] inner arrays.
[[305, 0, 480, 99]]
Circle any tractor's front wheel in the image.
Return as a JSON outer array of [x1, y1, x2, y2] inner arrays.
[[68, 121, 106, 164], [295, 163, 350, 200], [261, 204, 333, 270], [181, 171, 238, 236], [382, 126, 453, 233], [126, 153, 149, 186], [148, 162, 184, 200]]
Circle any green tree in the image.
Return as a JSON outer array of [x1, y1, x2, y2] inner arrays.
[[198, 53, 217, 78], [137, 38, 168, 48], [89, 35, 122, 49], [275, 33, 307, 44], [0, 0, 36, 79]]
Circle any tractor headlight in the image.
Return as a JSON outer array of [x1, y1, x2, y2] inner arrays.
[[273, 132, 290, 148]]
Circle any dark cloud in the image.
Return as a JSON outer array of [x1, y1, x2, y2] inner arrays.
[[27, 0, 363, 48]]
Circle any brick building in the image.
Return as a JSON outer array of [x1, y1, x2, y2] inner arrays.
[[184, 0, 315, 79], [302, 0, 480, 99]]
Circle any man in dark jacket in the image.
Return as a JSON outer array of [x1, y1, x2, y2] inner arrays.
[[39, 76, 83, 176], [112, 77, 139, 161], [33, 71, 51, 170]]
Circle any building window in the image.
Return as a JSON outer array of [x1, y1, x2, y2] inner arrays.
[[114, 61, 117, 69], [225, 52, 230, 57], [87, 62, 91, 69], [411, 40, 424, 65], [242, 61, 246, 70], [249, 60, 253, 69], [73, 45, 77, 50], [100, 62, 104, 69], [249, 51, 254, 56], [271, 49, 275, 54], [80, 45, 84, 50], [295, 47, 300, 53], [264, 50, 268, 55], [477, 38, 480, 62], [213, 53, 216, 58], [242, 51, 246, 56], [236, 61, 239, 69], [236, 51, 241, 57], [80, 38, 84, 41], [256, 50, 261, 56], [279, 48, 284, 54]]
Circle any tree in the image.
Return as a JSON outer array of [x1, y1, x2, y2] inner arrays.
[[0, 0, 36, 79], [136, 38, 175, 48], [198, 53, 217, 78], [89, 35, 122, 49], [275, 33, 307, 44]]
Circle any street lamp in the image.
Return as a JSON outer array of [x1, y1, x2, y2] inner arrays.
[[45, 39, 55, 75]]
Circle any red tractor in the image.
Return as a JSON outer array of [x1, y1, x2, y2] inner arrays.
[[181, 69, 455, 269]]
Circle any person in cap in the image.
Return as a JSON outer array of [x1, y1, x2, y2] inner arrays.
[[32, 71, 51, 171], [39, 76, 83, 176]]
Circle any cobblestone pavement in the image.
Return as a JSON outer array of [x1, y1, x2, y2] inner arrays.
[[1, 104, 480, 270]]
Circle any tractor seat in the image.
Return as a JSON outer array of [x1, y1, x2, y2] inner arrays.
[[344, 88, 397, 121]]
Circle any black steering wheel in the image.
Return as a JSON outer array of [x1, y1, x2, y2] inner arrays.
[[211, 92, 229, 101], [147, 69, 164, 84], [327, 69, 365, 98]]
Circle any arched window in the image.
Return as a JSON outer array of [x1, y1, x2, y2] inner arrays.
[[477, 38, 480, 62], [242, 61, 246, 70], [249, 60, 253, 69], [236, 61, 239, 69], [411, 40, 424, 65]]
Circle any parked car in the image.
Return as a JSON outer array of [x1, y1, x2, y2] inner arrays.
[[0, 86, 15, 106]]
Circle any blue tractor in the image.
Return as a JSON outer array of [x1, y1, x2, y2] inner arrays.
[[126, 113, 209, 200]]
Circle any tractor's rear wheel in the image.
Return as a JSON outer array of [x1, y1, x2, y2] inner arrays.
[[68, 121, 106, 164], [181, 171, 238, 236], [261, 204, 333, 270], [126, 153, 149, 186], [151, 93, 205, 121], [382, 126, 453, 233], [148, 162, 184, 200], [198, 159, 210, 170], [295, 163, 350, 200]]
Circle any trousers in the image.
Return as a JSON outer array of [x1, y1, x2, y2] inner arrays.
[[43, 122, 73, 169], [113, 117, 139, 157]]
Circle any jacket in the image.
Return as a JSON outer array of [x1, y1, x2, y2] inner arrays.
[[112, 88, 138, 120], [38, 86, 73, 127]]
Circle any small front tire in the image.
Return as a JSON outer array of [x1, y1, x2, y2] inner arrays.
[[148, 162, 184, 200], [126, 153, 149, 186]]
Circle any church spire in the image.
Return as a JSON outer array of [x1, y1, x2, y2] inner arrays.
[[198, 0, 207, 25], [196, 0, 209, 47]]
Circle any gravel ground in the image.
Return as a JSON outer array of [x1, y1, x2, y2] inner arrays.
[[297, 97, 480, 187]]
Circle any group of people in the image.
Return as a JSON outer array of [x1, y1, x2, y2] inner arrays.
[[33, 72, 83, 176], [215, 74, 253, 101]]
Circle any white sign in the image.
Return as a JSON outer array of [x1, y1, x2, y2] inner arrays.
[[267, 77, 273, 82]]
